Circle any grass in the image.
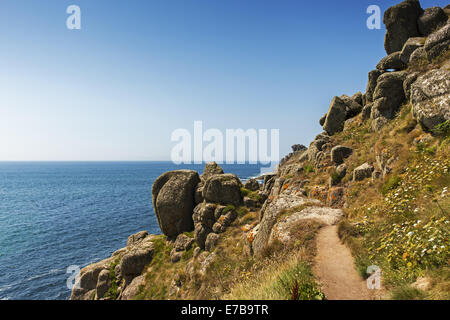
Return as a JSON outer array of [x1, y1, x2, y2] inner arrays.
[[104, 258, 120, 300], [381, 175, 402, 196], [335, 102, 449, 298], [237, 206, 249, 217], [241, 188, 262, 202], [391, 286, 427, 300], [134, 235, 175, 300], [303, 163, 315, 174], [222, 205, 235, 215], [225, 255, 324, 300], [432, 120, 450, 137], [240, 188, 251, 197]]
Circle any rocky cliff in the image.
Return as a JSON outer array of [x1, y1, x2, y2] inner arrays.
[[71, 0, 449, 300]]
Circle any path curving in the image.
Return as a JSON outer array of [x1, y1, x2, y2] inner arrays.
[[313, 225, 372, 300]]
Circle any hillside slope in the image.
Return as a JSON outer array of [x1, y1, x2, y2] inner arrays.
[[71, 0, 449, 301]]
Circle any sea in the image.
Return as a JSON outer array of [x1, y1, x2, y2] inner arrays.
[[0, 162, 264, 300]]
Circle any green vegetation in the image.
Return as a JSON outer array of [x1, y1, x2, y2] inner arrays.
[[432, 120, 450, 137], [381, 175, 402, 196], [391, 286, 427, 300], [237, 206, 249, 217], [225, 255, 324, 300], [331, 102, 450, 299], [104, 258, 120, 300], [222, 205, 235, 215], [240, 187, 251, 197], [241, 188, 262, 202], [303, 163, 315, 174]]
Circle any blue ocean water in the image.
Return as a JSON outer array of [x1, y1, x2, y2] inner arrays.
[[0, 162, 263, 300]]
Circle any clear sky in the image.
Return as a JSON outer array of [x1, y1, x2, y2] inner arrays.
[[0, 0, 448, 161]]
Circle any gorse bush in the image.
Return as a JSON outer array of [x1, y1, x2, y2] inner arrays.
[[240, 188, 251, 197], [432, 120, 450, 137], [273, 262, 325, 300], [381, 175, 402, 196], [303, 163, 314, 174]]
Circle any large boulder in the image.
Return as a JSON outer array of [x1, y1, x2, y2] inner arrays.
[[366, 70, 384, 103], [351, 92, 364, 106], [195, 162, 224, 204], [409, 46, 428, 64], [205, 233, 220, 252], [331, 146, 353, 165], [373, 71, 407, 103], [411, 68, 450, 131], [323, 96, 347, 135], [319, 114, 327, 126], [424, 23, 450, 61], [201, 161, 224, 179], [353, 163, 375, 181], [340, 94, 363, 119], [371, 71, 407, 129], [252, 194, 321, 257], [95, 269, 111, 299], [376, 52, 407, 71], [70, 258, 113, 300], [202, 174, 243, 206], [400, 37, 425, 63], [362, 103, 373, 121], [152, 170, 201, 237], [383, 0, 423, 54], [193, 202, 217, 228], [120, 246, 154, 283], [418, 7, 448, 36], [268, 207, 343, 247], [244, 178, 260, 191], [120, 275, 145, 300], [403, 72, 420, 100]]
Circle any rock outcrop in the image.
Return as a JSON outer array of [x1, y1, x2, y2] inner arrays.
[[383, 0, 423, 54], [71, 0, 450, 302], [195, 162, 224, 204], [353, 163, 375, 181], [323, 97, 347, 135], [331, 146, 353, 165], [244, 178, 260, 191], [377, 52, 407, 71], [424, 23, 450, 61], [202, 174, 243, 206], [152, 170, 200, 237], [400, 37, 425, 64], [418, 7, 448, 36], [411, 68, 450, 131], [251, 194, 321, 257], [371, 71, 407, 130], [70, 231, 156, 300]]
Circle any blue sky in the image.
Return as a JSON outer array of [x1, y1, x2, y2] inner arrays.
[[0, 0, 448, 161]]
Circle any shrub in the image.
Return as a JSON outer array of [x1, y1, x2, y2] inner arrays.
[[381, 175, 402, 196], [303, 163, 314, 174], [240, 188, 251, 197], [330, 171, 341, 185], [273, 262, 325, 300], [237, 206, 249, 217], [222, 205, 235, 215], [391, 285, 427, 300], [433, 120, 450, 136]]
